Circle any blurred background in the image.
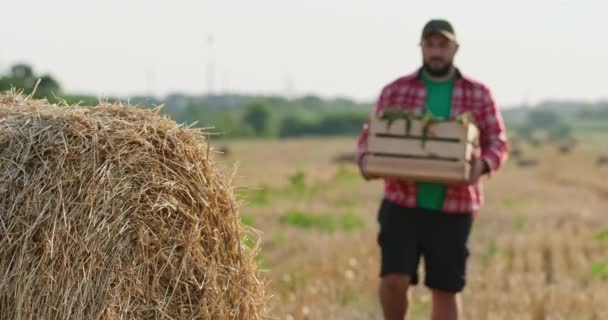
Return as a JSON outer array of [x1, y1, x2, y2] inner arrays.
[[1, 0, 607, 141], [1, 1, 607, 319]]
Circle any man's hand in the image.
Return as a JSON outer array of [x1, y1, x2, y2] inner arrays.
[[469, 157, 489, 185], [359, 155, 380, 181], [361, 168, 380, 181]]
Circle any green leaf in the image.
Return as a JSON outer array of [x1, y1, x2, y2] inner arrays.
[[456, 112, 470, 127], [403, 111, 412, 136], [380, 108, 402, 131], [420, 111, 437, 149]]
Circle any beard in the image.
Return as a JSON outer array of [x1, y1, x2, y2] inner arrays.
[[423, 59, 453, 77]]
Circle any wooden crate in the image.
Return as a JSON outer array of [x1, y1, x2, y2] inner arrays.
[[363, 114, 479, 184]]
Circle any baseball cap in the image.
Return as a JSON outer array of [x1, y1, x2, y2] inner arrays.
[[421, 19, 456, 41]]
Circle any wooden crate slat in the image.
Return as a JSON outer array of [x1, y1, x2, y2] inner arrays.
[[363, 155, 471, 184], [367, 136, 470, 161]]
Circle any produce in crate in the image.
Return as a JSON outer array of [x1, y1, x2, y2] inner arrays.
[[363, 108, 479, 184]]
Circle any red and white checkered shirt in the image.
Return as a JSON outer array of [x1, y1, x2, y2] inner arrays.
[[357, 68, 509, 214]]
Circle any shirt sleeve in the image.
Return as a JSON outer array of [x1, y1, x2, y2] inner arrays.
[[478, 87, 509, 172]]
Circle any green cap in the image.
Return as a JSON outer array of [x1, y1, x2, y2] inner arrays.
[[422, 19, 456, 41]]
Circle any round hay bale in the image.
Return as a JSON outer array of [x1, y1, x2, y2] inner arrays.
[[0, 93, 266, 319]]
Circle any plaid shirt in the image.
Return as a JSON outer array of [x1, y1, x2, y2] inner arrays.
[[357, 68, 509, 214]]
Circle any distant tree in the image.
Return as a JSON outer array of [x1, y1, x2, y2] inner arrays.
[[34, 75, 61, 99], [513, 123, 534, 140], [548, 123, 573, 142], [215, 111, 246, 138], [0, 63, 61, 99], [242, 102, 272, 135], [11, 64, 35, 83], [172, 103, 215, 127], [0, 78, 11, 92], [263, 96, 288, 106], [526, 109, 561, 130], [316, 112, 367, 135], [279, 115, 317, 137], [578, 106, 608, 119], [297, 95, 323, 108], [522, 109, 573, 143]]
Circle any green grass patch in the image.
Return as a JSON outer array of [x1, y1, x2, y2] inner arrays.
[[337, 290, 365, 306], [243, 237, 255, 249], [333, 165, 360, 185], [308, 180, 329, 196], [288, 170, 307, 195], [410, 294, 431, 317], [594, 229, 608, 241], [255, 252, 270, 270], [502, 196, 529, 209], [481, 239, 498, 267], [241, 214, 256, 227], [513, 215, 525, 232], [280, 210, 335, 232], [281, 267, 310, 292], [279, 210, 365, 233], [589, 262, 608, 280], [339, 213, 366, 231], [272, 231, 287, 245], [333, 197, 357, 208], [236, 185, 271, 206]]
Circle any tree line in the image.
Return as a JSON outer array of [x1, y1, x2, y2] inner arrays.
[[1, 63, 606, 141]]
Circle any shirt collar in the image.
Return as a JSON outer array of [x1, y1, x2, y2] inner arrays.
[[416, 67, 463, 80]]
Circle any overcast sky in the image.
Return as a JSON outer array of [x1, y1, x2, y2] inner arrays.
[[1, 0, 606, 106]]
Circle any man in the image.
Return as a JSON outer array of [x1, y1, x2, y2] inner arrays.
[[356, 19, 509, 320]]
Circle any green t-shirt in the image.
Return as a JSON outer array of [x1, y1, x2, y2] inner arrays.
[[416, 73, 455, 210]]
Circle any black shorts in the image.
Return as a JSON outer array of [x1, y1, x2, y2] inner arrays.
[[377, 198, 473, 293]]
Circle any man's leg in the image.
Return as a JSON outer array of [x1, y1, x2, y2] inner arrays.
[[420, 209, 472, 320], [376, 199, 422, 320], [430, 289, 461, 320], [380, 274, 411, 320]]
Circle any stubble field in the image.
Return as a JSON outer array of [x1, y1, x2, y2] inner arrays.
[[216, 137, 608, 320]]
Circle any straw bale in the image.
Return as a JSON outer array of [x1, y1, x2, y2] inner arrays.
[[0, 92, 266, 319]]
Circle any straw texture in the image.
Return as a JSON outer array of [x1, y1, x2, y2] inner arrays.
[[0, 93, 266, 319]]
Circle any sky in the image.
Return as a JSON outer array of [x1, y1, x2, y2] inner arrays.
[[1, 0, 606, 107]]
